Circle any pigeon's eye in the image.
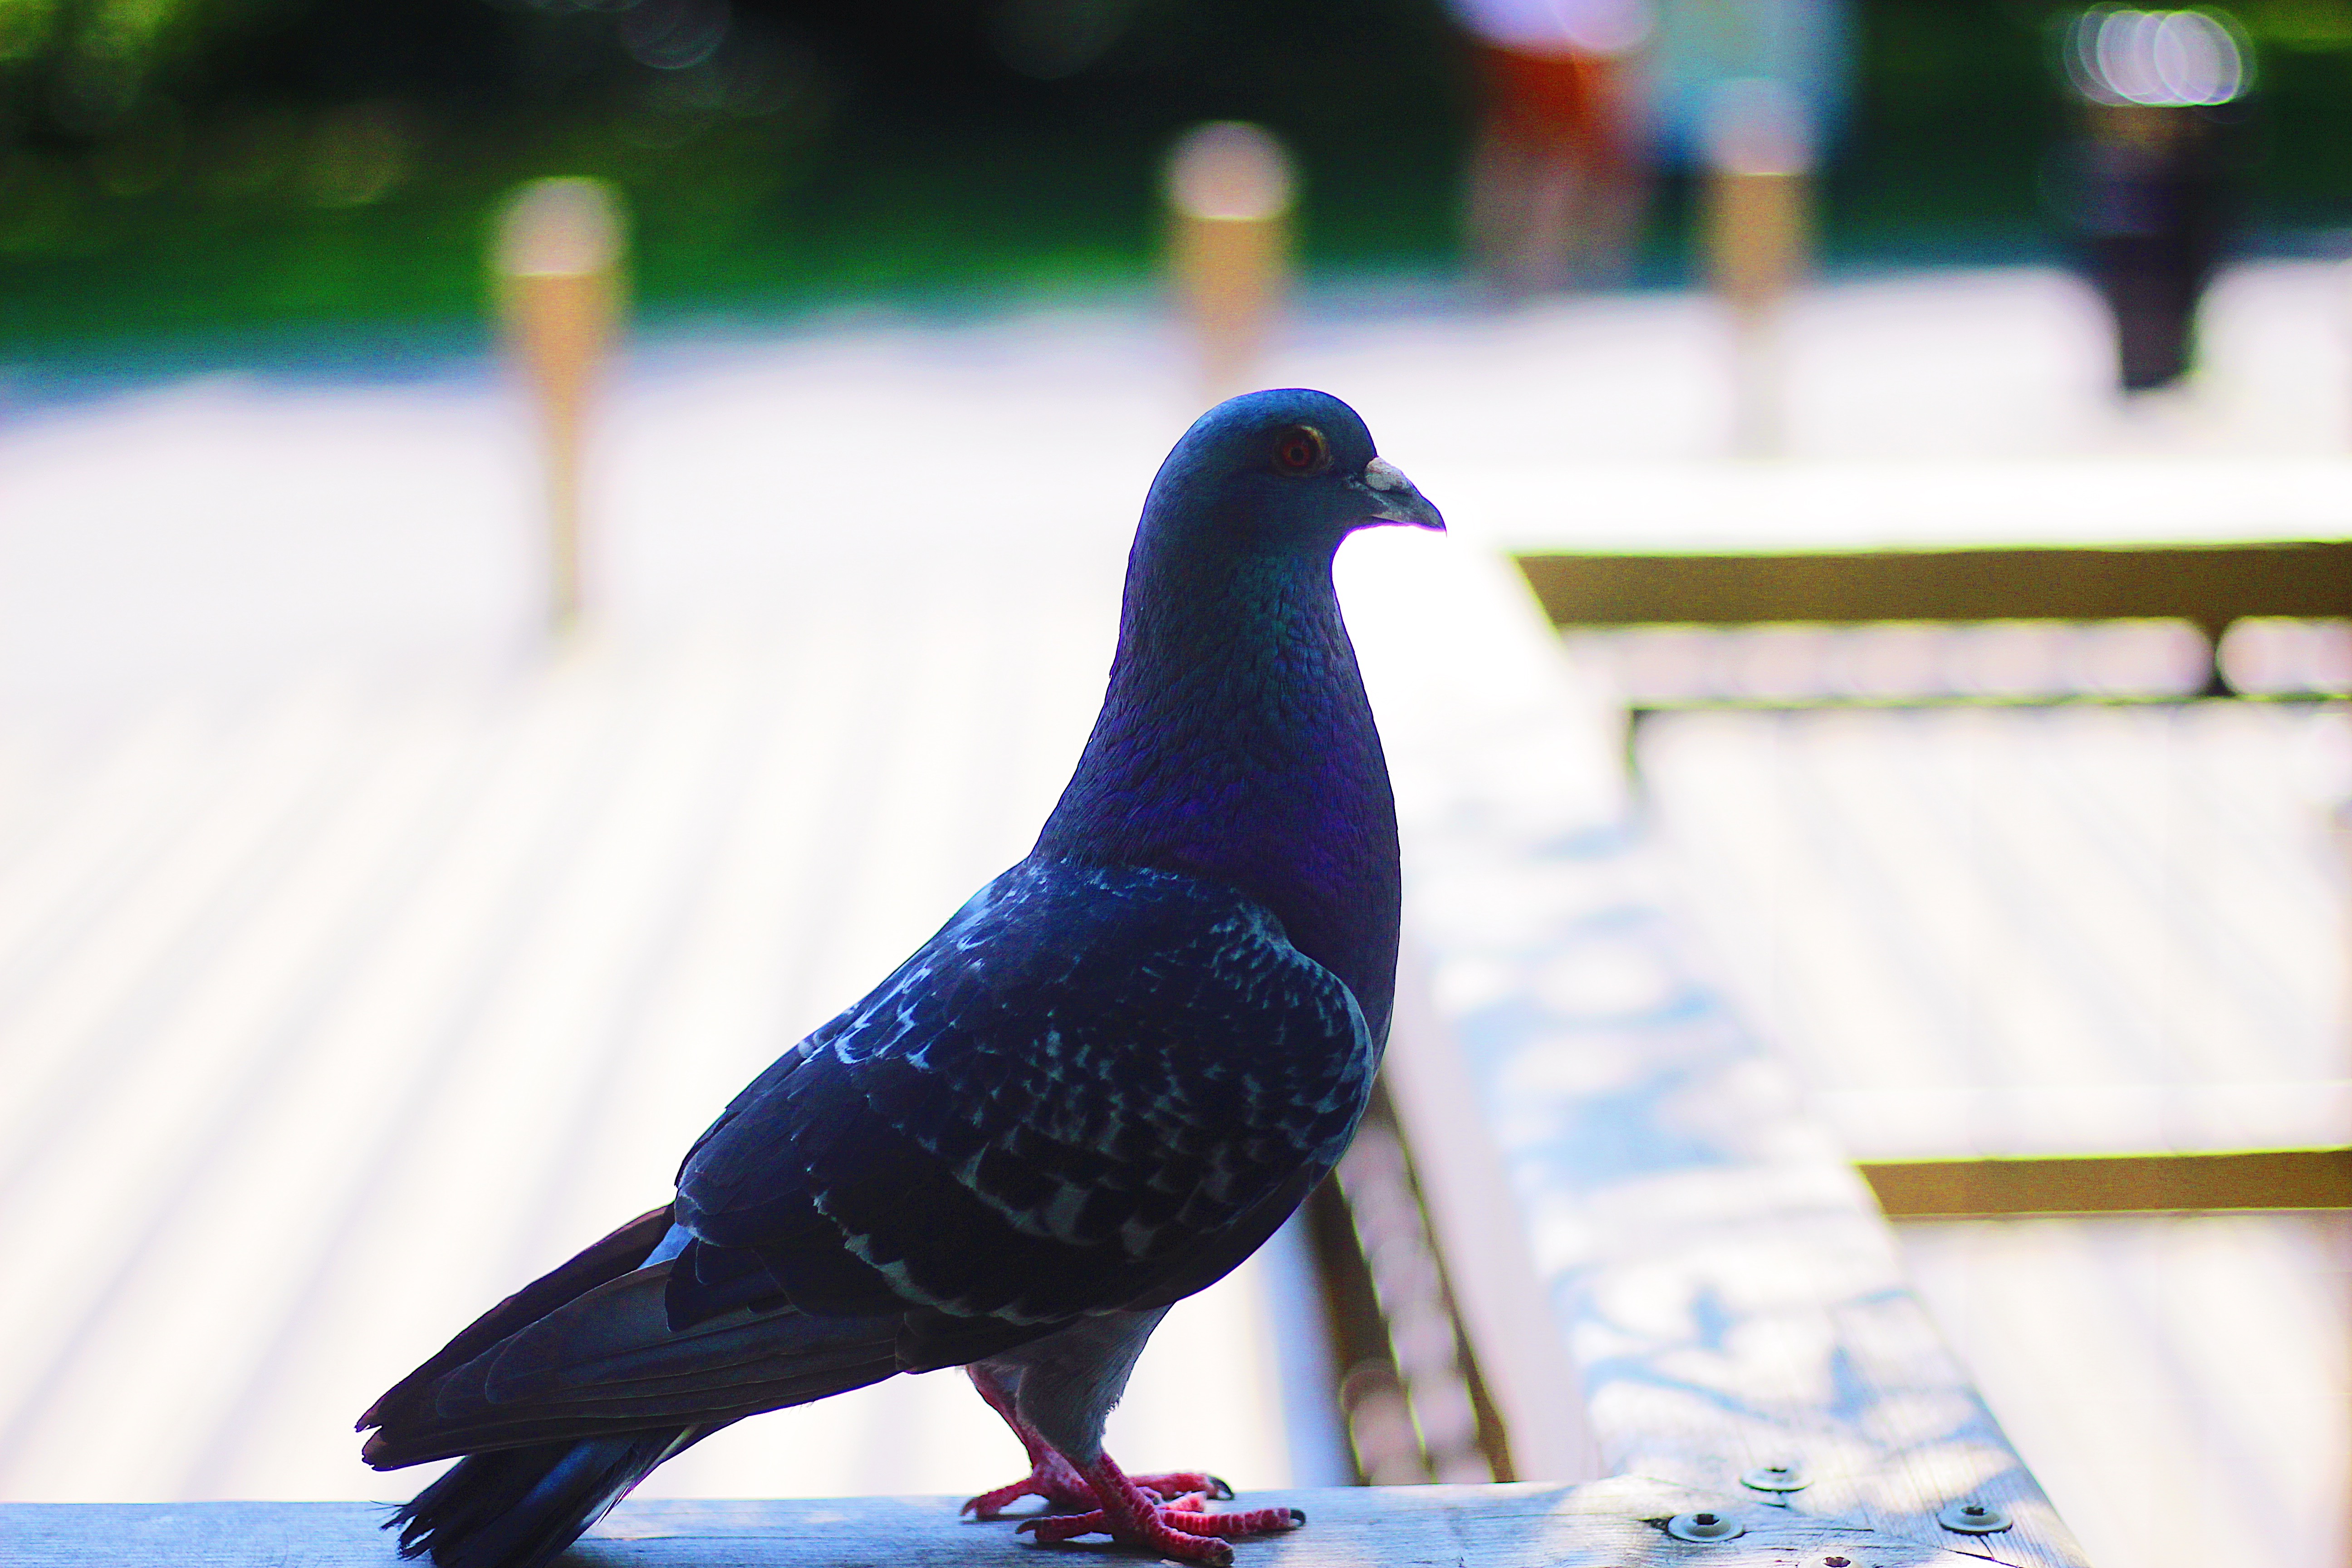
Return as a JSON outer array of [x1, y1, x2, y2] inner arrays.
[[1270, 425, 1329, 477]]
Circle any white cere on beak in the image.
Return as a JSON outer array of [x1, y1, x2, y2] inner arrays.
[[1364, 458, 1408, 492]]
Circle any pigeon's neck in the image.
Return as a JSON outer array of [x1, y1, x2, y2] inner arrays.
[[1034, 539, 1401, 1039]]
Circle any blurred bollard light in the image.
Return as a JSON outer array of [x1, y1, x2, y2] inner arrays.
[[2060, 7, 2249, 392], [1702, 78, 1812, 458], [494, 177, 627, 636], [1165, 122, 1295, 402]]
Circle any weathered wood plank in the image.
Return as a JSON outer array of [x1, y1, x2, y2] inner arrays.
[[0, 1482, 2006, 1567], [1396, 826, 2093, 1562], [1337, 538, 2096, 1567], [1382, 951, 1602, 1485]]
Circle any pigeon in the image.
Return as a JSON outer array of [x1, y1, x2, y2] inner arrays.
[[358, 387, 1444, 1568]]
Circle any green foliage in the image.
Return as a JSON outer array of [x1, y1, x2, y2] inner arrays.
[[1, 0, 2347, 358], [1821, 0, 2067, 245], [2236, 0, 2352, 50]]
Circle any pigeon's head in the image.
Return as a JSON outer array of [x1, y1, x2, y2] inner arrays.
[[1140, 388, 1443, 559]]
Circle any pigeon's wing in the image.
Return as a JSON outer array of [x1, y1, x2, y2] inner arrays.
[[666, 858, 1379, 1348]]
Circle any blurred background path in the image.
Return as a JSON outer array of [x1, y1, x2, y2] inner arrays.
[[8, 255, 2351, 726]]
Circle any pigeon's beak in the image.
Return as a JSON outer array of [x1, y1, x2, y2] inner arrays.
[[1353, 457, 1445, 532]]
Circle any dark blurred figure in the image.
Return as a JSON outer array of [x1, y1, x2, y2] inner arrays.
[[2062, 7, 2250, 392], [1449, 0, 1654, 294]]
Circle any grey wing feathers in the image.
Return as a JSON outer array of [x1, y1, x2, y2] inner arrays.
[[670, 858, 1378, 1330]]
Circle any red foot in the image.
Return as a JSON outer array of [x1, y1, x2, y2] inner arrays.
[[967, 1465, 1234, 1520], [1014, 1453, 1302, 1564], [959, 1365, 1231, 1521]]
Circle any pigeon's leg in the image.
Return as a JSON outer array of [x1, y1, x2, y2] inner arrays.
[[1015, 1452, 1303, 1566], [962, 1368, 1233, 1519], [962, 1366, 1093, 1517]]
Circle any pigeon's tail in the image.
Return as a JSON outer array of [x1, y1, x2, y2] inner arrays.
[[387, 1426, 704, 1568]]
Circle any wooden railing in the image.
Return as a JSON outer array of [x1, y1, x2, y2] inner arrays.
[[1325, 540, 2094, 1564], [0, 1482, 2040, 1565]]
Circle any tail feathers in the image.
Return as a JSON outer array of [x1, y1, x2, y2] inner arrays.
[[387, 1427, 702, 1568], [364, 1205, 674, 1433], [360, 1259, 909, 1469]]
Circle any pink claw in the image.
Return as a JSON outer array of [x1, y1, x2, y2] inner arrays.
[[1127, 1471, 1235, 1502]]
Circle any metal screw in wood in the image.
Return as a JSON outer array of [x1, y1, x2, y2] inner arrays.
[[1666, 1510, 1744, 1543], [1739, 1463, 1809, 1493], [1936, 1500, 2014, 1534]]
